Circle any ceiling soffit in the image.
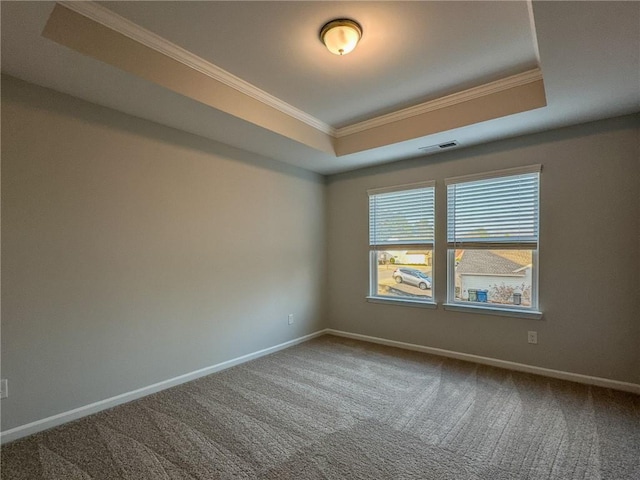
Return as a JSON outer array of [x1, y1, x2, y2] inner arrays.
[[45, 2, 547, 157]]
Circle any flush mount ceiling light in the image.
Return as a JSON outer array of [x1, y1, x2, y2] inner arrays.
[[319, 18, 362, 56]]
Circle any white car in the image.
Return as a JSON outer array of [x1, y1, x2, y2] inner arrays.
[[392, 268, 432, 290]]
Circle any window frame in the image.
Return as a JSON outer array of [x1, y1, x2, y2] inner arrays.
[[444, 165, 542, 319], [367, 181, 436, 306]]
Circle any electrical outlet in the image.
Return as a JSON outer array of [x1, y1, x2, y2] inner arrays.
[[527, 331, 538, 344], [288, 314, 294, 325], [0, 379, 8, 399]]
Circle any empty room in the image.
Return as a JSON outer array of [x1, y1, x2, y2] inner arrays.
[[1, 1, 639, 479]]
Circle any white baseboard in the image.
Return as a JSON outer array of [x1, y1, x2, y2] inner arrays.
[[0, 330, 326, 445], [325, 329, 640, 395], [3, 328, 638, 444]]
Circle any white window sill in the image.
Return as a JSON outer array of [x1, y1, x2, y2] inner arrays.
[[443, 303, 543, 320], [366, 296, 437, 309]]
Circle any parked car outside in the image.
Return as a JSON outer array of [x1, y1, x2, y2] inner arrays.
[[392, 268, 432, 290]]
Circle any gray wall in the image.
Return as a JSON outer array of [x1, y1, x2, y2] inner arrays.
[[2, 73, 639, 434], [1, 76, 326, 431], [327, 115, 640, 384]]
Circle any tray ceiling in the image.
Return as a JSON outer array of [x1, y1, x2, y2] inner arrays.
[[1, 1, 638, 174]]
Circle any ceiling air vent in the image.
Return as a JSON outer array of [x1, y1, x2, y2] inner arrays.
[[419, 140, 460, 154]]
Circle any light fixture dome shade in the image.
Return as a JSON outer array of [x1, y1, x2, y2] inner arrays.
[[320, 19, 362, 56]]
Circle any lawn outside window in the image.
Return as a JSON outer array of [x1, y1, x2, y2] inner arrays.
[[368, 181, 435, 306], [445, 165, 542, 319]]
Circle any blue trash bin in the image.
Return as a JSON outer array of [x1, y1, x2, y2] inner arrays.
[[477, 289, 488, 302]]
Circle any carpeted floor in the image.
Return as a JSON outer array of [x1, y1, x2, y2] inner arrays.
[[2, 335, 639, 479]]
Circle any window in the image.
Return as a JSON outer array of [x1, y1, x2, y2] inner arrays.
[[446, 165, 541, 314], [368, 182, 435, 304]]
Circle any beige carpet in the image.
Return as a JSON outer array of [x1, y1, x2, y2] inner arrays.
[[2, 335, 639, 479]]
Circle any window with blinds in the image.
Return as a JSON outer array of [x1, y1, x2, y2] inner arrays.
[[446, 167, 540, 249], [368, 182, 435, 303], [446, 166, 541, 311]]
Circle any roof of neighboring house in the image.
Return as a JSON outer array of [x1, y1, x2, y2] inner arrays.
[[457, 250, 531, 276], [405, 250, 432, 255]]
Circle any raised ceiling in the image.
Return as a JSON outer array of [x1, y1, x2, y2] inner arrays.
[[99, 0, 541, 127], [1, 1, 639, 174]]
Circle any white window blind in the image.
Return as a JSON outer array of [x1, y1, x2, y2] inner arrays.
[[369, 182, 435, 249], [446, 166, 540, 249]]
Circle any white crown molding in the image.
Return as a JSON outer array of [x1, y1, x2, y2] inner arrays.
[[57, 1, 336, 136], [56, 1, 543, 144], [526, 0, 542, 63], [335, 68, 544, 138]]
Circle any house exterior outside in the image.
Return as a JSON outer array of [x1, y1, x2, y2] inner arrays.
[[377, 251, 395, 263], [456, 250, 532, 305], [378, 250, 432, 265], [403, 250, 433, 266]]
